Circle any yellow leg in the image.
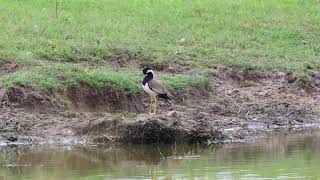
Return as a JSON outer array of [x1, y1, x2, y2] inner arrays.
[[150, 166, 157, 180], [150, 96, 153, 114]]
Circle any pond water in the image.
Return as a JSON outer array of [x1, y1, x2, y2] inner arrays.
[[1, 130, 320, 180]]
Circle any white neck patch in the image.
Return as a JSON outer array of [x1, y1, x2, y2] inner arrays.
[[146, 70, 155, 77]]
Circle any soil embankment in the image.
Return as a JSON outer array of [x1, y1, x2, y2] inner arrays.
[[1, 65, 320, 145]]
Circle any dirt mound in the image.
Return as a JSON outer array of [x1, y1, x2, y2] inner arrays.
[[120, 118, 225, 144], [0, 62, 19, 76], [118, 118, 178, 144], [76, 113, 227, 144]]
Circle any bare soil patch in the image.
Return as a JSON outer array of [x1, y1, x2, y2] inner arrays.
[[0, 62, 19, 76], [67, 84, 144, 112], [107, 50, 189, 73], [2, 86, 52, 112]]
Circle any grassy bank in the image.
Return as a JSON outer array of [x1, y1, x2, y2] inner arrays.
[[0, 63, 210, 93], [0, 0, 319, 91]]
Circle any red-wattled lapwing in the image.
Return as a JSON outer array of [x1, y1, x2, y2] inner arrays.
[[142, 67, 173, 114]]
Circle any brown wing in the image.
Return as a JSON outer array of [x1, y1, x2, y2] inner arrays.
[[148, 79, 171, 96]]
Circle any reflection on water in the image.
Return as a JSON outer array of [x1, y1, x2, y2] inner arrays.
[[1, 130, 320, 179]]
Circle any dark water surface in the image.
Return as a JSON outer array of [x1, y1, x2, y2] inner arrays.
[[1, 130, 320, 179]]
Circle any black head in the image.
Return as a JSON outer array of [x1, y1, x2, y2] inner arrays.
[[142, 67, 154, 77], [142, 67, 151, 75]]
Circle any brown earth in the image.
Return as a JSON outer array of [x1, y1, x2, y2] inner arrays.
[[1, 65, 320, 145], [107, 50, 190, 73], [0, 61, 19, 76]]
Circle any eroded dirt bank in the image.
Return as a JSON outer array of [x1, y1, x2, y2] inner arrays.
[[1, 65, 320, 145]]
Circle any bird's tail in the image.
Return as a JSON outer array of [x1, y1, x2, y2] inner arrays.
[[158, 94, 174, 105]]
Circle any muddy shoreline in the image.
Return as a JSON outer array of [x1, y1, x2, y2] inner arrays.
[[1, 65, 320, 145]]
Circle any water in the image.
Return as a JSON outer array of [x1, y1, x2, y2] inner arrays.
[[1, 130, 320, 180]]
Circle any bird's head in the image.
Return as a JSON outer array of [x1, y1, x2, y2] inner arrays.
[[142, 67, 154, 77]]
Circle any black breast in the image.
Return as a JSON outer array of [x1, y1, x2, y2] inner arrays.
[[142, 76, 152, 85]]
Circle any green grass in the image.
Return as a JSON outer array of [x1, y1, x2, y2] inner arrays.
[[162, 74, 210, 91], [0, 63, 209, 93], [0, 0, 319, 70], [0, 0, 319, 91]]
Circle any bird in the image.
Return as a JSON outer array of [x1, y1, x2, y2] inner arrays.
[[141, 67, 173, 114]]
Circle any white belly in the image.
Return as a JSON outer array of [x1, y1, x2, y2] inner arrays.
[[142, 83, 157, 96]]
